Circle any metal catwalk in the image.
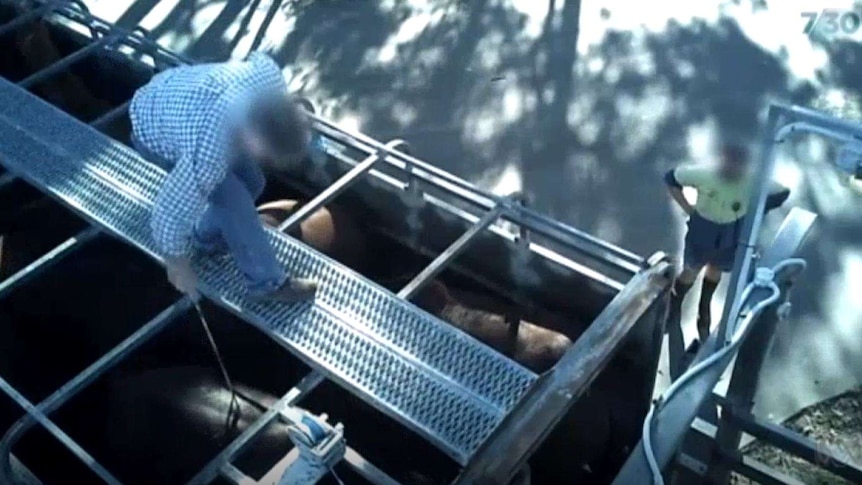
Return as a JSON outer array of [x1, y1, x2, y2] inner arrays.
[[0, 1, 673, 483], [0, 65, 535, 459]]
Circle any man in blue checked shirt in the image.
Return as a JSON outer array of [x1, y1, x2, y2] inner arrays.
[[129, 52, 318, 302]]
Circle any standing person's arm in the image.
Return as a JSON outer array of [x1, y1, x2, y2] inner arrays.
[[764, 182, 791, 212], [664, 166, 701, 215]]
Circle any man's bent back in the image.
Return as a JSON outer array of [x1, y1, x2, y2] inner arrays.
[[129, 52, 318, 303]]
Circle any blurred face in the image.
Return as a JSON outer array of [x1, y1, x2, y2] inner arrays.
[[719, 147, 749, 181], [237, 127, 310, 168], [239, 128, 273, 162]]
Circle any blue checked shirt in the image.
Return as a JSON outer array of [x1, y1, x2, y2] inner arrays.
[[129, 52, 287, 258]]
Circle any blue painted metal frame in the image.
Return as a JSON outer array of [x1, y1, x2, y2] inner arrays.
[[186, 371, 325, 485], [612, 207, 817, 484], [0, 375, 122, 484], [0, 299, 191, 483], [0, 226, 100, 300]]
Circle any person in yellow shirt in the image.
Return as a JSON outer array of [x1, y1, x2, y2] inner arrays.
[[664, 144, 790, 344]]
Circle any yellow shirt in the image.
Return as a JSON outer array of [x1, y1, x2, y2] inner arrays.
[[673, 165, 753, 224]]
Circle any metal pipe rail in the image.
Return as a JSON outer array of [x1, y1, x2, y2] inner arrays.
[[277, 138, 409, 233], [0, 374, 123, 484], [19, 0, 644, 280], [89, 99, 130, 130], [678, 424, 808, 485], [17, 32, 119, 89], [0, 226, 100, 300], [309, 116, 644, 275], [721, 406, 862, 484], [0, 299, 192, 483], [398, 204, 507, 300]]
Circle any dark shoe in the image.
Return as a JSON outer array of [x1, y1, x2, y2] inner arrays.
[[259, 278, 318, 304]]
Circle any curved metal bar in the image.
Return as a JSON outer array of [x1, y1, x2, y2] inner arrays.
[[0, 376, 122, 485], [0, 299, 192, 484]]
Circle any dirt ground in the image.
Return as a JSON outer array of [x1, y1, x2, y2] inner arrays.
[[733, 388, 862, 485]]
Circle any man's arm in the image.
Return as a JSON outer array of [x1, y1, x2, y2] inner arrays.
[[151, 88, 231, 258], [664, 168, 695, 215], [151, 155, 208, 259]]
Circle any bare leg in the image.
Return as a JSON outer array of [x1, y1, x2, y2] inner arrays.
[[669, 265, 700, 324], [696, 265, 722, 342]]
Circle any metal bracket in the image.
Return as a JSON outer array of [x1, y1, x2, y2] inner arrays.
[[397, 203, 507, 300], [277, 139, 408, 234], [186, 372, 325, 485], [277, 409, 346, 485]]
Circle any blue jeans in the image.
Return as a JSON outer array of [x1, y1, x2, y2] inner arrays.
[[132, 135, 287, 295]]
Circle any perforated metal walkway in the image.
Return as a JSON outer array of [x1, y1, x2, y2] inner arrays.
[[0, 75, 537, 465]]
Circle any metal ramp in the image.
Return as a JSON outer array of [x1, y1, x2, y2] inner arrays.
[[0, 2, 674, 483]]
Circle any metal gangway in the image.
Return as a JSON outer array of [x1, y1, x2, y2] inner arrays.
[[614, 104, 862, 484], [0, 2, 672, 484]]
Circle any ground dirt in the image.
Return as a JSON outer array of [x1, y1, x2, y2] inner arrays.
[[733, 388, 862, 485]]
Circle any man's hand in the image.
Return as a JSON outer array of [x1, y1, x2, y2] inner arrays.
[[668, 186, 695, 216], [165, 256, 199, 299]]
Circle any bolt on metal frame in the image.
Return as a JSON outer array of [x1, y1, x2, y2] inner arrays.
[[0, 2, 671, 483]]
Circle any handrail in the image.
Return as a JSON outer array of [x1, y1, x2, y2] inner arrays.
[[30, 0, 645, 279]]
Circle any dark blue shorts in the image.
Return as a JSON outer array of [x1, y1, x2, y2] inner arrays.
[[683, 212, 742, 272]]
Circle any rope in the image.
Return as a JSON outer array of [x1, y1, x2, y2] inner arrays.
[[192, 298, 241, 427], [192, 298, 346, 482]]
